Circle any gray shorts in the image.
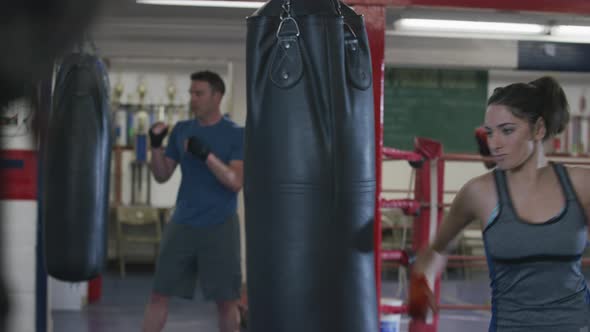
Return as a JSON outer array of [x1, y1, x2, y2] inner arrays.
[[153, 214, 241, 301]]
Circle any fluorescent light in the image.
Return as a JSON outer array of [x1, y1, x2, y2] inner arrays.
[[136, 0, 265, 8], [551, 25, 590, 37], [395, 18, 546, 35]]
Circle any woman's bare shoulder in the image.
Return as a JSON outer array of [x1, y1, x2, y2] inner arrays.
[[453, 170, 497, 217], [462, 171, 496, 196]]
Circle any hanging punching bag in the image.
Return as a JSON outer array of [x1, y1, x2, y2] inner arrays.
[[245, 0, 377, 331], [43, 52, 112, 282]]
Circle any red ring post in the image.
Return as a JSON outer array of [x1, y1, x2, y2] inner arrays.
[[383, 147, 424, 162], [381, 249, 410, 265], [409, 138, 444, 332]]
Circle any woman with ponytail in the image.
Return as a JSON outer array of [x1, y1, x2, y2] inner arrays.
[[409, 76, 590, 331]]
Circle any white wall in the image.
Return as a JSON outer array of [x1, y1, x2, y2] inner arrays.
[[1, 201, 37, 332], [0, 99, 37, 332], [386, 35, 518, 69]]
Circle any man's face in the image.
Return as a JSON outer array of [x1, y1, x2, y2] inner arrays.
[[189, 80, 220, 119]]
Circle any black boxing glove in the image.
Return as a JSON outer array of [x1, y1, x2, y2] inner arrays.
[[149, 125, 168, 148], [187, 136, 211, 161]]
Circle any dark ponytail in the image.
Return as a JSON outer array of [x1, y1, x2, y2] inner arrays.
[[528, 76, 569, 137], [487, 76, 569, 139]]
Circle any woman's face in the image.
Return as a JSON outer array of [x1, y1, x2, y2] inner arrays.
[[483, 104, 542, 170]]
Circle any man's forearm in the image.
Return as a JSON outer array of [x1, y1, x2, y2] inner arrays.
[[205, 154, 242, 192], [150, 148, 172, 183]]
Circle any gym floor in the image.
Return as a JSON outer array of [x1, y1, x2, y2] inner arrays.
[[53, 266, 587, 332]]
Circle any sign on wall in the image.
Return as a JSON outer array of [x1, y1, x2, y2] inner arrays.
[[384, 68, 488, 153]]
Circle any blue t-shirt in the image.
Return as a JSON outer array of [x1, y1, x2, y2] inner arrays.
[[165, 117, 244, 227]]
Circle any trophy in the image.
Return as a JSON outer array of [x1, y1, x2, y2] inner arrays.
[[112, 77, 127, 146], [132, 80, 150, 205], [167, 80, 177, 106], [112, 77, 124, 106]]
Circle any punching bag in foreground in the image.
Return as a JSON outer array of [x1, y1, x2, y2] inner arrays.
[[43, 52, 112, 282], [245, 0, 378, 330]]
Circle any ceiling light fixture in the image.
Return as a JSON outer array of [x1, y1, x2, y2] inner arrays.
[[395, 18, 547, 35], [136, 0, 265, 9], [551, 25, 590, 37]]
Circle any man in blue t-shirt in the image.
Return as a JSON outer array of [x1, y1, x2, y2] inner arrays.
[[142, 71, 244, 332]]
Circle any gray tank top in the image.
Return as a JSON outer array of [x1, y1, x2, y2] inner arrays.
[[483, 163, 590, 332]]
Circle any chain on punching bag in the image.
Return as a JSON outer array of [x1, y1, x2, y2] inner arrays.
[[244, 0, 377, 331], [43, 49, 112, 282]]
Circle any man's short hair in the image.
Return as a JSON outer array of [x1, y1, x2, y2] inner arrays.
[[190, 71, 225, 96]]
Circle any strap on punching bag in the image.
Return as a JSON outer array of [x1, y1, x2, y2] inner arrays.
[[270, 0, 301, 89], [43, 39, 112, 282]]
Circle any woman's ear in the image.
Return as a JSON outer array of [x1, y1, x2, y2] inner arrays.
[[534, 117, 547, 141]]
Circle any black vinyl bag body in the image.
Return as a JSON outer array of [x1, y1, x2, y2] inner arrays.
[[43, 53, 112, 282], [245, 1, 377, 331]]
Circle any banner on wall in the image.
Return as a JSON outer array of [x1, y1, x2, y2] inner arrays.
[[383, 67, 488, 153], [518, 41, 590, 72], [0, 150, 37, 200]]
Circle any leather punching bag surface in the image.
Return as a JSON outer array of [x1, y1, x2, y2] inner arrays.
[[245, 1, 377, 331], [43, 53, 112, 282]]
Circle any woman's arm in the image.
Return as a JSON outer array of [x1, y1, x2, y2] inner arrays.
[[408, 175, 486, 320], [413, 176, 482, 275]]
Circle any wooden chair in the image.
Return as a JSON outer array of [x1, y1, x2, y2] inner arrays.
[[115, 206, 162, 277]]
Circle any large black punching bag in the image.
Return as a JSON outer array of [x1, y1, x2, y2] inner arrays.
[[245, 0, 377, 331], [43, 52, 112, 281]]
